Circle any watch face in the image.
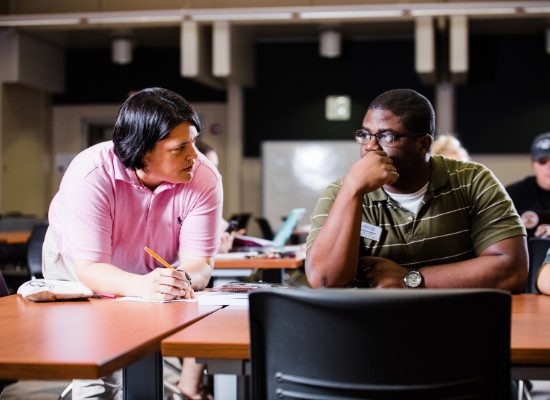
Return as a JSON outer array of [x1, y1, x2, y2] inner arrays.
[[405, 270, 422, 288]]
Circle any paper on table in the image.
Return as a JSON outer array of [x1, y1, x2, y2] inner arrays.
[[115, 292, 249, 305], [116, 296, 196, 303], [215, 251, 259, 260], [195, 291, 249, 306]]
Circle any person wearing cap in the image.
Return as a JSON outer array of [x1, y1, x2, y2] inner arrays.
[[506, 132, 550, 238]]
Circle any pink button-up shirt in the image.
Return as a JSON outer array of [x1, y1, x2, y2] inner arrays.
[[47, 141, 222, 276]]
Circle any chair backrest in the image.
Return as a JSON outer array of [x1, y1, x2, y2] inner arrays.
[[255, 217, 275, 240], [526, 237, 550, 293], [0, 270, 9, 297], [249, 288, 511, 400], [26, 223, 49, 279], [228, 213, 252, 231], [0, 216, 44, 231]]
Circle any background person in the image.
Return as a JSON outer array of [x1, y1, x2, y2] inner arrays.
[[174, 139, 240, 400], [431, 134, 470, 161], [305, 88, 527, 292], [506, 132, 550, 238], [43, 87, 223, 399]]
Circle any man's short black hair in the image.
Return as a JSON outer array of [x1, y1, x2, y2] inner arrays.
[[368, 89, 435, 137]]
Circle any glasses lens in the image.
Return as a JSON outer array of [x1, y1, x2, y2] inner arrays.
[[354, 130, 367, 144], [537, 158, 549, 165], [380, 134, 395, 146]]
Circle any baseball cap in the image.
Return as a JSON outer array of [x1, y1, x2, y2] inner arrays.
[[531, 132, 550, 161]]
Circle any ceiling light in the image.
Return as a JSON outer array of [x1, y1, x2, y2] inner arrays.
[[88, 15, 182, 24], [0, 17, 81, 27], [112, 38, 133, 65], [320, 29, 341, 58], [524, 7, 550, 14], [300, 10, 403, 19], [192, 12, 293, 22], [411, 7, 517, 17]]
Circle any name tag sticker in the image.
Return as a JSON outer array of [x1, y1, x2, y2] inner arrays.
[[360, 222, 382, 241]]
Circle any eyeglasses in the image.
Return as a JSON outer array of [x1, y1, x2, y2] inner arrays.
[[353, 129, 427, 147]]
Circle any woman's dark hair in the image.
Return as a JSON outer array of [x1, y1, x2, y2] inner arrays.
[[113, 87, 202, 170], [368, 89, 435, 137]]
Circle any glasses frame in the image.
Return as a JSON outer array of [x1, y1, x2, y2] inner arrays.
[[353, 129, 427, 147]]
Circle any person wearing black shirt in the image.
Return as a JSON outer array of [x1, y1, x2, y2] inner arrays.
[[506, 132, 550, 238]]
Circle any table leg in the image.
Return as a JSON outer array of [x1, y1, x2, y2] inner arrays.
[[260, 269, 284, 283], [123, 351, 163, 400]]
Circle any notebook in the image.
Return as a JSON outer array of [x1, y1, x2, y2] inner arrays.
[[233, 207, 307, 249]]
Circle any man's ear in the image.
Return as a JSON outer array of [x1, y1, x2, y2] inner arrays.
[[418, 134, 433, 157]]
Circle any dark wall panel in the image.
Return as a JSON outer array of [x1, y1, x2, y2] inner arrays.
[[53, 47, 226, 105], [457, 34, 550, 154], [244, 39, 431, 157]]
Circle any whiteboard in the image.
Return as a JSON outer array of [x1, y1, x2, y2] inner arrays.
[[262, 141, 359, 231]]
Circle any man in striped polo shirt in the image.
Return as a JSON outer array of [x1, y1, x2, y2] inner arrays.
[[305, 88, 527, 292]]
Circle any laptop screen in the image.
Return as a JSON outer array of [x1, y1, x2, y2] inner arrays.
[[272, 208, 307, 248]]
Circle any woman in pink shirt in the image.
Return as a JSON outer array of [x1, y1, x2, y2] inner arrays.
[[43, 87, 223, 399]]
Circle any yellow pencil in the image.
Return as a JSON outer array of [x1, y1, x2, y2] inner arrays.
[[144, 246, 192, 284], [144, 246, 175, 269]]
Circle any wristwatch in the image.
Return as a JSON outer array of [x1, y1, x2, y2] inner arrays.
[[403, 270, 423, 288]]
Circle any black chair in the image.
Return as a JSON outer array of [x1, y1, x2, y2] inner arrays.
[[255, 217, 274, 240], [26, 222, 49, 279], [228, 213, 252, 231], [0, 270, 9, 297], [526, 237, 550, 293], [250, 288, 511, 400]]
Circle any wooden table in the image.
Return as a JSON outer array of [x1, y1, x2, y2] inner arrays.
[[162, 293, 550, 399], [213, 253, 305, 284], [511, 293, 550, 379], [162, 305, 249, 361], [163, 306, 250, 400], [0, 295, 221, 399], [0, 230, 31, 244]]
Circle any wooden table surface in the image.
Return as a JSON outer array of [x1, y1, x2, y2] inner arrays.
[[0, 295, 221, 380], [511, 293, 550, 365], [213, 255, 305, 270], [0, 230, 31, 244], [162, 305, 250, 359], [163, 293, 550, 368]]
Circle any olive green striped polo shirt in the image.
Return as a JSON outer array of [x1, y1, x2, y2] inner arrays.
[[306, 155, 526, 268]]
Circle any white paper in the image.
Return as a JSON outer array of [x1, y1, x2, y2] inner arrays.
[[195, 291, 249, 306], [215, 251, 259, 260], [116, 296, 196, 303]]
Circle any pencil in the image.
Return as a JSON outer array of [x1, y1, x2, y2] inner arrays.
[[144, 246, 175, 269], [144, 246, 192, 285]]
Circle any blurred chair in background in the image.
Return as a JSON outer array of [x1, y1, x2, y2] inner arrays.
[[26, 223, 49, 280], [254, 217, 274, 240]]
